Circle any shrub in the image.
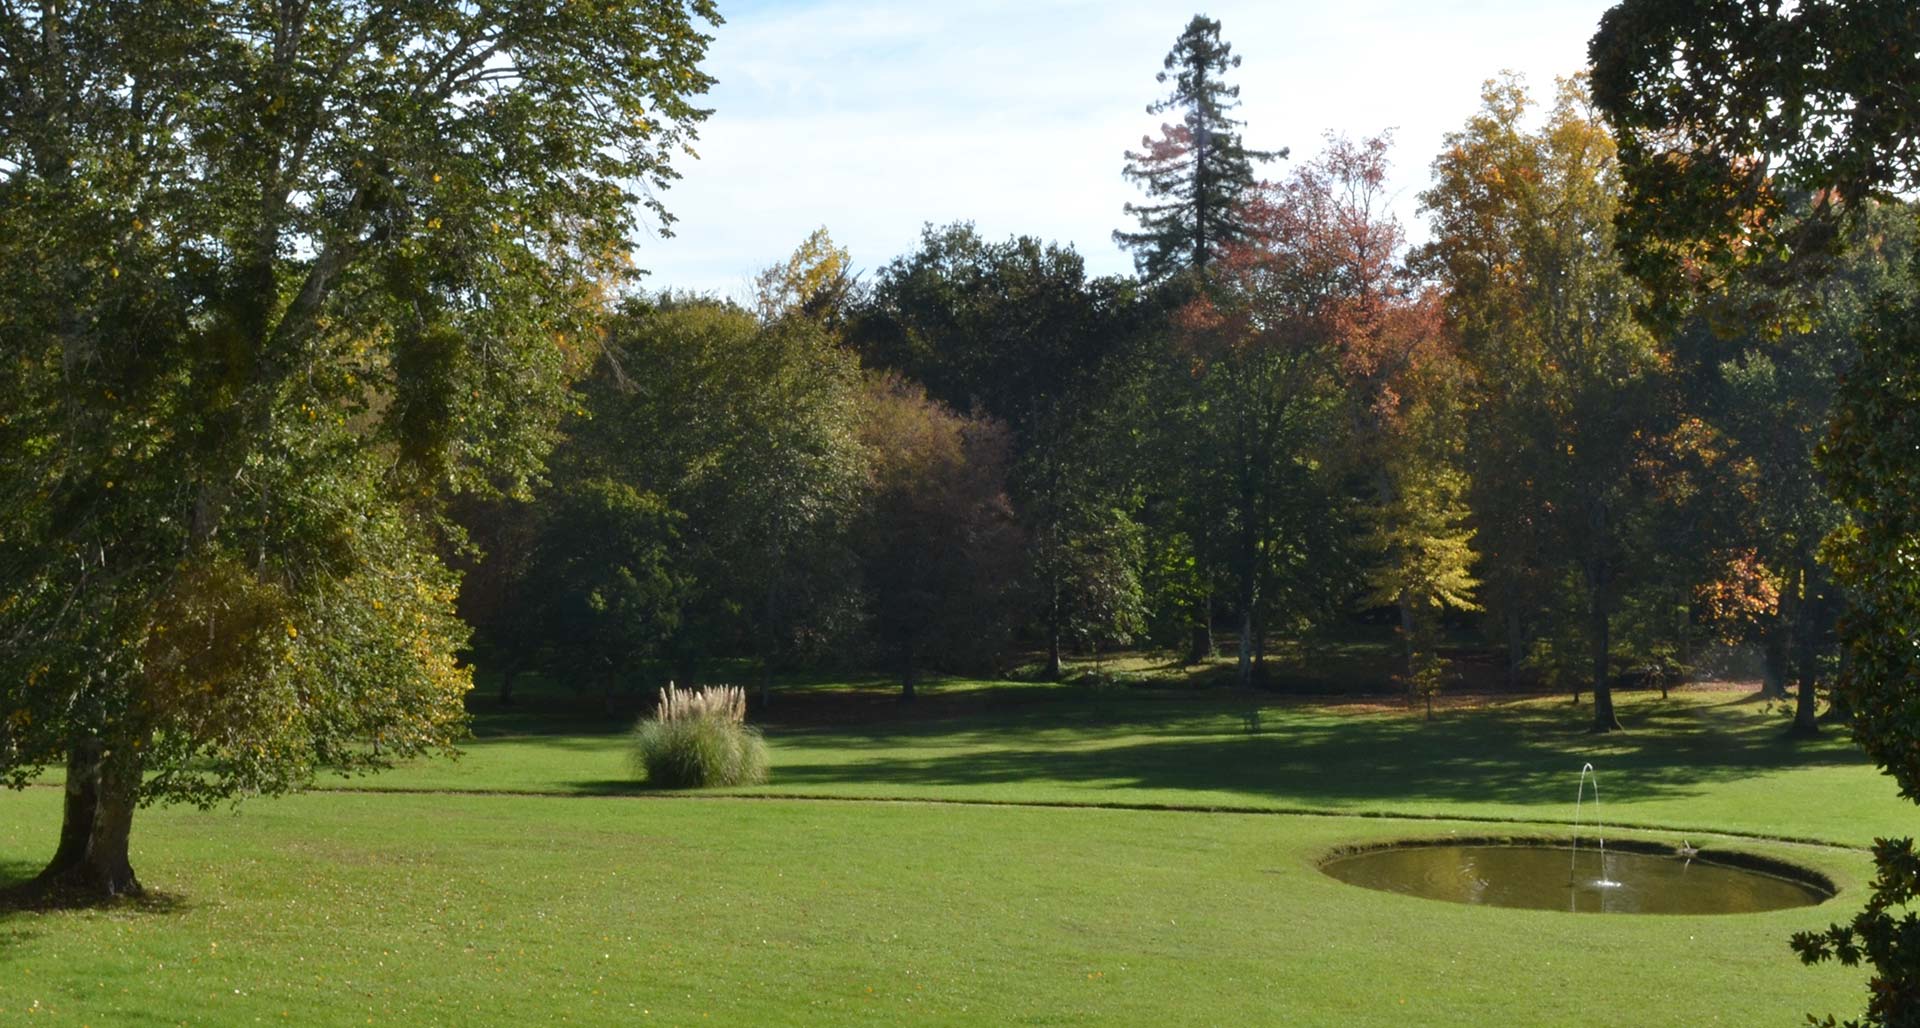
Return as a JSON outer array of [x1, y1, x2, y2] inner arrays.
[[630, 684, 769, 788]]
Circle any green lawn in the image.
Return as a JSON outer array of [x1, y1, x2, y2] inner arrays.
[[377, 682, 1920, 847], [0, 682, 1903, 1026]]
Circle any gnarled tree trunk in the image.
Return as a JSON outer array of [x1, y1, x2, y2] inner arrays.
[[35, 736, 143, 899]]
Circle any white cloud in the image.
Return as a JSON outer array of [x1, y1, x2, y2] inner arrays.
[[636, 0, 1618, 294]]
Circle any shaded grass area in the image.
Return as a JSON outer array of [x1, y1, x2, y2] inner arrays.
[[0, 789, 1874, 1027], [343, 685, 1916, 848]]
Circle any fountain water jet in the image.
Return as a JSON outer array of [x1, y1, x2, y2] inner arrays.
[[1571, 762, 1620, 903]]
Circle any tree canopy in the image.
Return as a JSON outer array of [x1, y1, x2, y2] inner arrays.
[[0, 0, 720, 898], [1592, 2, 1920, 1021]]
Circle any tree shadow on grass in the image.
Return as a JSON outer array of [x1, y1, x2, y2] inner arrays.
[[0, 859, 188, 958], [748, 698, 1870, 812]]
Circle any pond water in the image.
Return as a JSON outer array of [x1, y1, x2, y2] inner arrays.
[[1320, 844, 1831, 915]]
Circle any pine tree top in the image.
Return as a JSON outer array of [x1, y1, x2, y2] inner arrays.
[[1116, 14, 1285, 284]]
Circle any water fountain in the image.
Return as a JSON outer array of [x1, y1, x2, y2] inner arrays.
[[1315, 760, 1837, 914], [1570, 762, 1620, 906]]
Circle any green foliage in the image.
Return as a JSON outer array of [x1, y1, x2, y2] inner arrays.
[[1115, 15, 1286, 283], [539, 297, 867, 680], [853, 375, 1026, 692], [0, 0, 720, 891], [525, 479, 687, 688], [1419, 74, 1671, 729], [1360, 463, 1479, 618], [1793, 836, 1920, 1028], [1823, 300, 1920, 801], [849, 222, 1152, 676], [1590, 0, 1920, 330], [751, 226, 857, 327], [1592, 5, 1920, 1022], [1168, 136, 1417, 685], [1056, 506, 1149, 655]]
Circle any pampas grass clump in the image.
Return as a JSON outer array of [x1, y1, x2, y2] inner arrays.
[[631, 683, 769, 788]]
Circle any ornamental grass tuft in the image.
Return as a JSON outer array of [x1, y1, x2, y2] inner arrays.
[[630, 683, 769, 788]]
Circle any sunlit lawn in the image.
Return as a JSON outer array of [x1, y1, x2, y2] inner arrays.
[[0, 680, 1903, 1025], [368, 682, 1918, 848]]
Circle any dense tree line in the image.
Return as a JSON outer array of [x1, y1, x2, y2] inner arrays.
[[451, 18, 1908, 745]]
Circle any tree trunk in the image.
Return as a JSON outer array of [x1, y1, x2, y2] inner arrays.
[[1589, 580, 1621, 733], [498, 667, 517, 706], [1505, 607, 1525, 688], [1760, 626, 1789, 698], [1185, 624, 1212, 665], [1398, 594, 1416, 689], [1236, 605, 1254, 689], [1789, 657, 1820, 737], [1184, 591, 1214, 665], [1052, 611, 1067, 684], [36, 738, 143, 899], [1788, 566, 1821, 738], [1251, 603, 1267, 680], [1677, 597, 1693, 673], [1822, 643, 1853, 725], [1762, 570, 1795, 699], [42, 738, 102, 878], [1236, 522, 1257, 689]]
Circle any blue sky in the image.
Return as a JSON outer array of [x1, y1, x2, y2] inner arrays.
[[636, 0, 1620, 297]]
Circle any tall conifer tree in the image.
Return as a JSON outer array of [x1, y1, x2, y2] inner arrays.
[[1115, 15, 1285, 284]]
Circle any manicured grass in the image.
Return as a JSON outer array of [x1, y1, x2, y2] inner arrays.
[[0, 680, 1903, 1025], [0, 792, 1872, 1026], [362, 685, 1920, 848]]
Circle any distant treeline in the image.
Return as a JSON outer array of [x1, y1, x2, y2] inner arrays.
[[454, 62, 1916, 734]]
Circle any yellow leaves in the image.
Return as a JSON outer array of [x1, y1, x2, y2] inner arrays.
[[285, 622, 299, 639], [427, 217, 442, 231]]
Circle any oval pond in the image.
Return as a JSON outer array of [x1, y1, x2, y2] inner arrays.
[[1320, 844, 1832, 915]]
